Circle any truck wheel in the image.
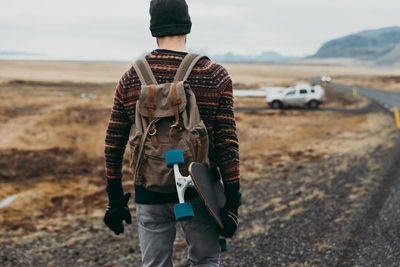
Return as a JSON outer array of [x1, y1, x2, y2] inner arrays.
[[308, 100, 319, 109], [271, 100, 282, 109]]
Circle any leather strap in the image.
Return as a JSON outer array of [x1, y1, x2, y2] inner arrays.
[[129, 146, 137, 168], [196, 140, 201, 162], [144, 85, 158, 147], [173, 53, 207, 82], [132, 58, 158, 85], [168, 81, 183, 142], [170, 82, 181, 125]]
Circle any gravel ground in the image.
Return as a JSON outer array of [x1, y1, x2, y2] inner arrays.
[[221, 128, 400, 267], [350, 153, 400, 267]]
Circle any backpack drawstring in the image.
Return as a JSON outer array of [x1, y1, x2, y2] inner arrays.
[[134, 118, 160, 181]]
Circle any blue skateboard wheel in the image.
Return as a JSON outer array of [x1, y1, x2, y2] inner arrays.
[[174, 202, 194, 221], [165, 149, 185, 168], [219, 238, 227, 252]]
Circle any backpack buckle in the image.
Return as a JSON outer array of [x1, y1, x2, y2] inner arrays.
[[170, 123, 183, 132], [149, 128, 157, 136]]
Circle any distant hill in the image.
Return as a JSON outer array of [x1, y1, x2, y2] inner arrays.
[[211, 51, 296, 63], [139, 50, 297, 63], [0, 51, 45, 59], [311, 26, 400, 65]]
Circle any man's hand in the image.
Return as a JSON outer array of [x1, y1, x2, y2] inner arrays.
[[104, 193, 132, 235], [218, 206, 239, 238]]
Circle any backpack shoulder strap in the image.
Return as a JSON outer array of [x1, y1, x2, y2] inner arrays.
[[173, 53, 208, 82], [132, 57, 158, 85]]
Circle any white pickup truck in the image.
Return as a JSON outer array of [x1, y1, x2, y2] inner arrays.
[[266, 84, 326, 109]]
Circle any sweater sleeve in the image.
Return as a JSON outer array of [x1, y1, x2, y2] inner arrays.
[[104, 78, 132, 181], [212, 66, 241, 206]]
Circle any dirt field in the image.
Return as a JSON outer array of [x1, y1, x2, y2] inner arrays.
[[2, 59, 400, 87], [225, 62, 400, 92], [0, 60, 399, 266]]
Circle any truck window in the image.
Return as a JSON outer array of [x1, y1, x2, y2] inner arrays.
[[285, 90, 295, 96], [311, 89, 315, 93], [299, 89, 308, 94]]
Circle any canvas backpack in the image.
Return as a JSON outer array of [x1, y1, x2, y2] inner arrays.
[[128, 53, 210, 193]]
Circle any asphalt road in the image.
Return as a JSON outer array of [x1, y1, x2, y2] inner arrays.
[[315, 80, 400, 266], [311, 79, 400, 112]]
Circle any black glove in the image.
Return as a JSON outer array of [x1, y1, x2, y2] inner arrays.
[[104, 193, 132, 235], [218, 205, 239, 238], [218, 182, 241, 238]]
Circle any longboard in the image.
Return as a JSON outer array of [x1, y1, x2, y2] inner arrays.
[[188, 162, 226, 229]]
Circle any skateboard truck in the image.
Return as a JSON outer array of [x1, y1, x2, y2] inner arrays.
[[165, 149, 195, 221], [165, 149, 228, 252]]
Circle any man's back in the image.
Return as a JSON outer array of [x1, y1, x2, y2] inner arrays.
[[105, 49, 240, 204]]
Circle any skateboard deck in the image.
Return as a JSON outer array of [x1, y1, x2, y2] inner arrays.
[[189, 162, 226, 229]]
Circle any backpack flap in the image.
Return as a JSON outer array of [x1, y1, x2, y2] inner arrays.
[[137, 82, 187, 118]]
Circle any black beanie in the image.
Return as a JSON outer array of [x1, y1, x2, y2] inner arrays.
[[149, 0, 192, 37]]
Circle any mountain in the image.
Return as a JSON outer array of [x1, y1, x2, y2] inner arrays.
[[375, 43, 400, 65], [211, 51, 296, 63], [139, 50, 296, 63], [311, 26, 400, 65], [0, 51, 45, 59]]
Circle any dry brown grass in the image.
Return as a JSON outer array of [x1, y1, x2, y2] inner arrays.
[[2, 59, 399, 87], [236, 109, 393, 181], [0, 60, 128, 83], [334, 75, 400, 92]]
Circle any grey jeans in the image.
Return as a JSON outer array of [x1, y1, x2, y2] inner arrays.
[[136, 197, 220, 267]]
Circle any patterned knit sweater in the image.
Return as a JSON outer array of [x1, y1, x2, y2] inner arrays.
[[105, 49, 240, 205]]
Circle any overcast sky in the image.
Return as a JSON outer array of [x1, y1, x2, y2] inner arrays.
[[1, 0, 399, 61]]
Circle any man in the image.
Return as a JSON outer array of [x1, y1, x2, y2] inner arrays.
[[103, 0, 241, 266]]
